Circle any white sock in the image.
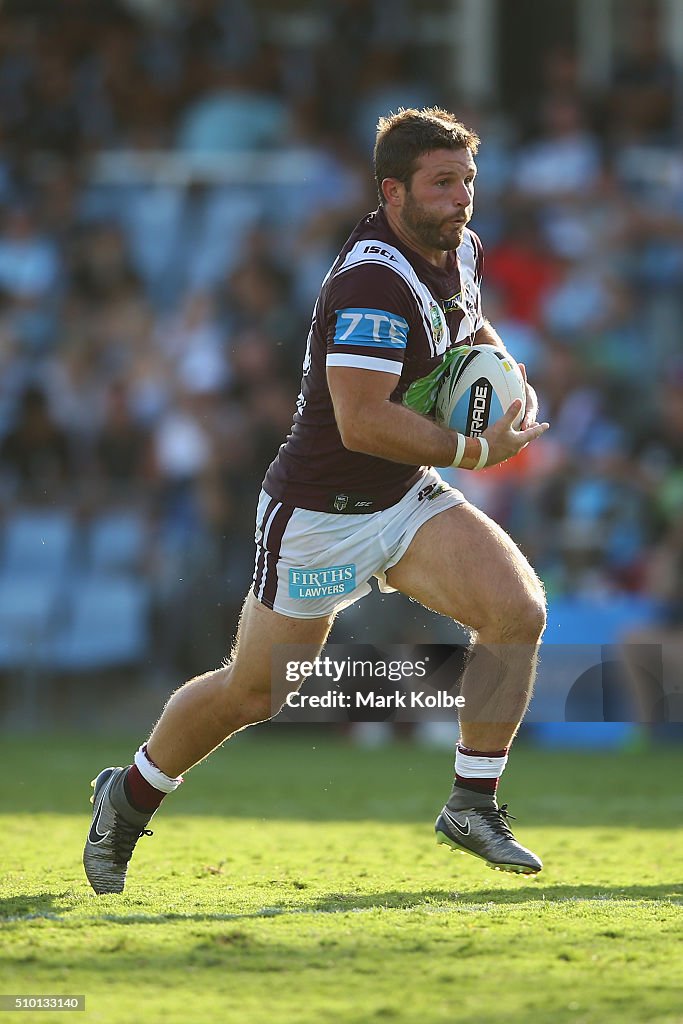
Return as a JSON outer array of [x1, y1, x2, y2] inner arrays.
[[455, 745, 508, 780], [134, 745, 183, 793]]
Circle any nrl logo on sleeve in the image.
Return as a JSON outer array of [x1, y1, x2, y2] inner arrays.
[[333, 493, 349, 512], [429, 301, 444, 344]]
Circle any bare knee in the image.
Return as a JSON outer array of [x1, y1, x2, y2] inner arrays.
[[517, 588, 546, 641], [501, 585, 546, 642], [482, 580, 546, 643]]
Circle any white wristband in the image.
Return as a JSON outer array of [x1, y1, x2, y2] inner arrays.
[[473, 436, 489, 470], [451, 433, 466, 467]]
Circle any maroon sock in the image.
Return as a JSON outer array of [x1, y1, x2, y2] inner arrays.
[[454, 774, 499, 796], [124, 763, 168, 813], [454, 745, 509, 796]]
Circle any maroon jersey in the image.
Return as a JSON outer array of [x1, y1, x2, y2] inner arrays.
[[263, 207, 484, 513]]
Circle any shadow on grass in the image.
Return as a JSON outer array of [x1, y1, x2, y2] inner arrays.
[[1, 882, 681, 925]]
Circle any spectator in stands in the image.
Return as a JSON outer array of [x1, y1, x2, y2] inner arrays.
[[630, 367, 683, 536], [177, 0, 257, 71], [222, 251, 300, 365], [150, 387, 214, 545], [314, 0, 412, 132], [20, 49, 81, 158], [0, 385, 75, 502], [486, 211, 559, 325], [155, 290, 230, 397], [176, 62, 286, 153], [92, 380, 154, 505], [513, 96, 602, 202], [0, 207, 59, 301], [607, 5, 677, 145]]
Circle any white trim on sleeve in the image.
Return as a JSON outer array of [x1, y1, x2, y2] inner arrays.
[[326, 353, 403, 375]]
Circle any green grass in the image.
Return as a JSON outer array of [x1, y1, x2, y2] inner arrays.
[[1, 732, 682, 1024]]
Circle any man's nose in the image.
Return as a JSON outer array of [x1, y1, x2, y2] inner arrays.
[[454, 183, 470, 206]]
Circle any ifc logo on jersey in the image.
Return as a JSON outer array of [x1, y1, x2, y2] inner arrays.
[[435, 345, 526, 436]]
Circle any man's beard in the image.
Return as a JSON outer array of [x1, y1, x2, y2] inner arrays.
[[401, 192, 466, 252]]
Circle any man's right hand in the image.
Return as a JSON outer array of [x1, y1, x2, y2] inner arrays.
[[481, 400, 549, 468]]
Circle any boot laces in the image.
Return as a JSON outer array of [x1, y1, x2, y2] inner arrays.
[[112, 815, 153, 865], [477, 803, 517, 840]]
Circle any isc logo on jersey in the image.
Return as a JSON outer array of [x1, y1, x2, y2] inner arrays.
[[362, 244, 398, 261], [333, 308, 409, 348]]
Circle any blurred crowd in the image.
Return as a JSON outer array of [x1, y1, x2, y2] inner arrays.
[[0, 0, 683, 677]]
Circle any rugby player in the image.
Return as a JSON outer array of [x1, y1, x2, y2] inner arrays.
[[84, 108, 550, 893]]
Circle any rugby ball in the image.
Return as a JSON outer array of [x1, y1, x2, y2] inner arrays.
[[435, 344, 526, 437]]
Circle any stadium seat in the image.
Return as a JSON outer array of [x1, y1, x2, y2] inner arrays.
[[1, 508, 76, 578], [50, 575, 151, 671], [544, 594, 662, 645], [0, 574, 60, 668], [86, 509, 148, 574]]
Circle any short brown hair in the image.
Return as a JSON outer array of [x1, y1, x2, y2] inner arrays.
[[374, 107, 480, 205]]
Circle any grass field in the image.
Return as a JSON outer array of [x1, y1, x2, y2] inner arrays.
[[1, 731, 682, 1024]]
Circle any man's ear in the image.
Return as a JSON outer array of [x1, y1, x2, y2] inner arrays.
[[381, 177, 404, 208]]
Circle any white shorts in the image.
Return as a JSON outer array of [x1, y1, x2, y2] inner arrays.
[[252, 469, 466, 619]]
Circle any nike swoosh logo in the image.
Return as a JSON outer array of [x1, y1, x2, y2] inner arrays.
[[442, 807, 471, 836], [88, 774, 114, 845]]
